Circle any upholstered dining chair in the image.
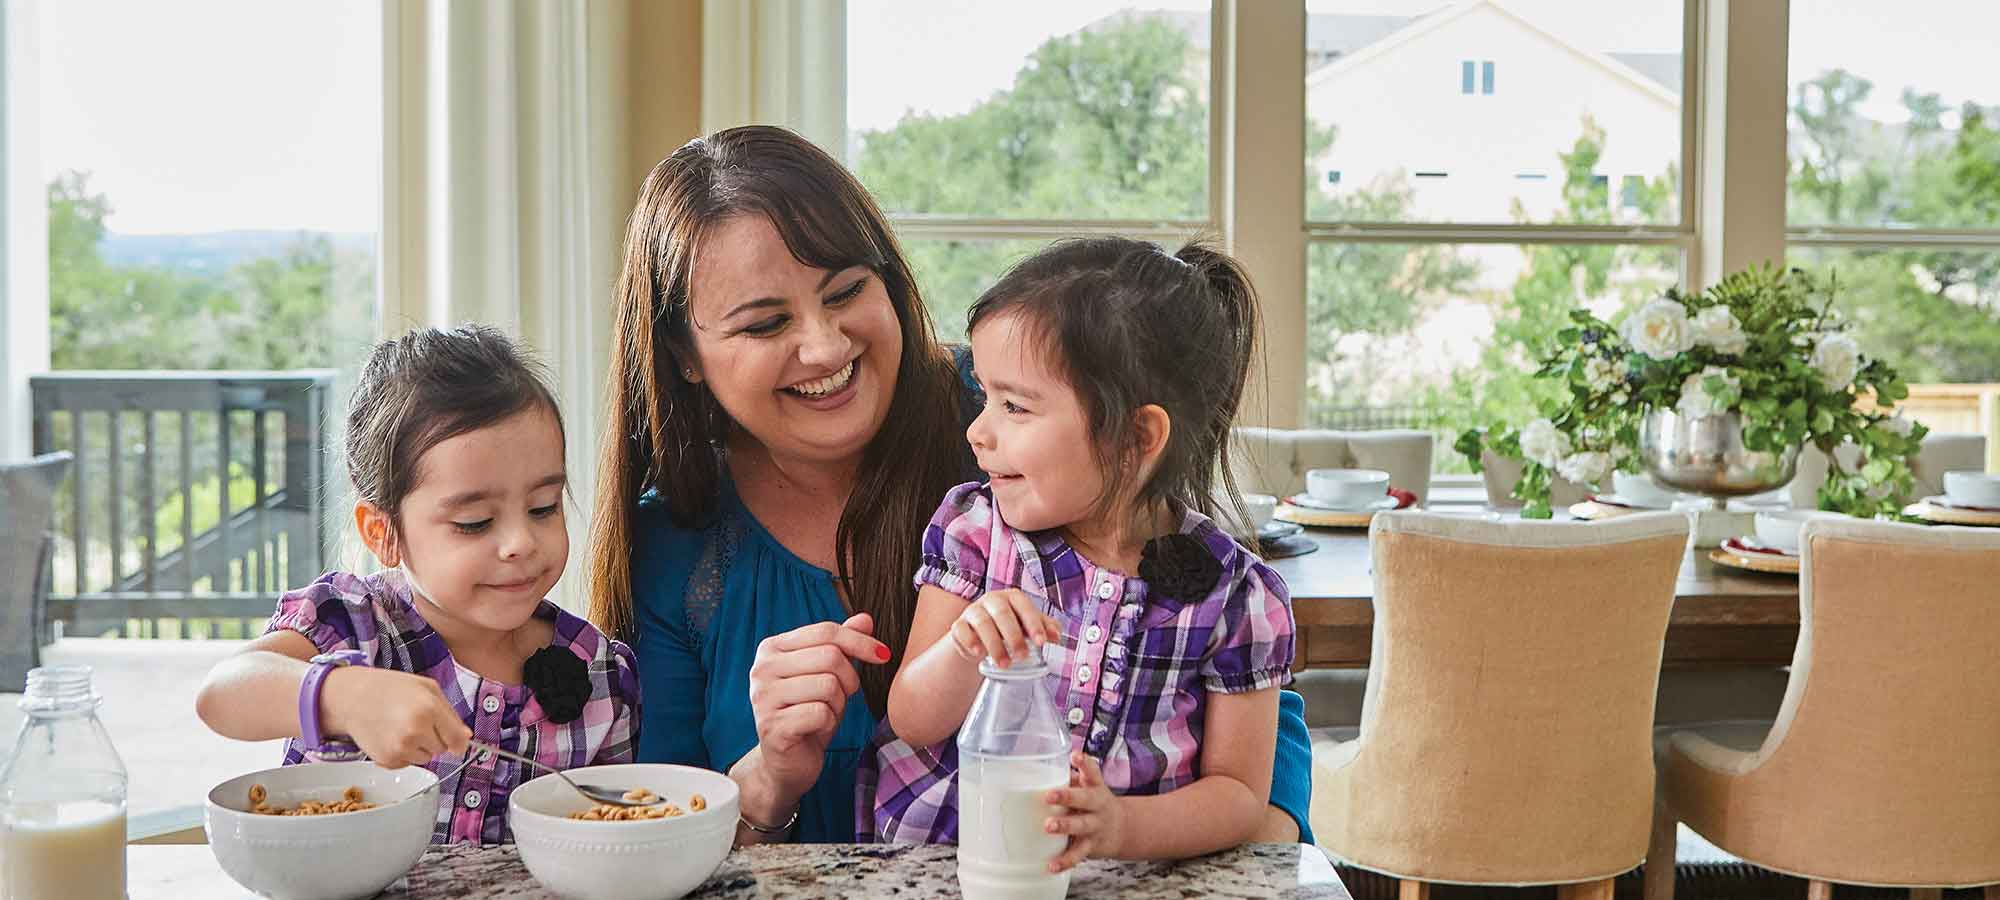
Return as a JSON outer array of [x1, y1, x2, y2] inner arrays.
[[1312, 510, 1690, 899], [1785, 432, 1985, 509], [1232, 427, 1433, 505], [1648, 517, 2000, 900]]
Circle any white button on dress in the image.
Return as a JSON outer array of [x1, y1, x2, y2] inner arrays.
[[481, 695, 502, 714]]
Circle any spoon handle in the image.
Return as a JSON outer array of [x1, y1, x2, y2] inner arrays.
[[470, 739, 555, 774]]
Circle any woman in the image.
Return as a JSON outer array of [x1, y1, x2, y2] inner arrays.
[[587, 126, 1312, 845]]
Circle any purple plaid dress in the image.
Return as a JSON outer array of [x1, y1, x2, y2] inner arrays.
[[268, 569, 640, 845], [859, 482, 1295, 843]]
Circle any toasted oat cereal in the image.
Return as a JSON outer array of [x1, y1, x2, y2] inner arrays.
[[248, 784, 378, 816], [565, 791, 705, 821]]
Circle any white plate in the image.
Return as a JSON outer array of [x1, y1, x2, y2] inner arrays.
[[1590, 493, 1675, 510], [1285, 493, 1398, 513], [1722, 536, 1798, 558], [1931, 494, 2000, 513]]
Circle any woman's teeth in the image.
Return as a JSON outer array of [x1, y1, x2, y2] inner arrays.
[[787, 360, 856, 397]]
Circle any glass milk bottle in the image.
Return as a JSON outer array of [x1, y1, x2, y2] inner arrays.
[[957, 649, 1072, 900], [1, 666, 129, 900]]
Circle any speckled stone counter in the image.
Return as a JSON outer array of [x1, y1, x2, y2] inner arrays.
[[129, 841, 1352, 899]]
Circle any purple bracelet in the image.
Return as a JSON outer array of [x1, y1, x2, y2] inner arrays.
[[300, 650, 367, 753]]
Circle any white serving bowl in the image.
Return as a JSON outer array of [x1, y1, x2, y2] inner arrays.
[[206, 762, 438, 900], [510, 764, 739, 900], [1305, 468, 1390, 509], [1612, 470, 1680, 508], [1753, 510, 1815, 554], [1242, 493, 1278, 530], [1943, 470, 2000, 508]]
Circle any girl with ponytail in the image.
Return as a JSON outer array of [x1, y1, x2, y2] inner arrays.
[[864, 237, 1295, 869]]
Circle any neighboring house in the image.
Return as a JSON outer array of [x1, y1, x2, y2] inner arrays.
[[1304, 0, 1681, 223]]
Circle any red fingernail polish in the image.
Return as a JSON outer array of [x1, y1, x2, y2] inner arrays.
[[875, 645, 892, 662]]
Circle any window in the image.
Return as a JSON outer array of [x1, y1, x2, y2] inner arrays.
[[844, 1, 1213, 338], [1305, 0, 1687, 470], [1327, 170, 1343, 185], [24, 0, 382, 821], [1786, 0, 2000, 389]]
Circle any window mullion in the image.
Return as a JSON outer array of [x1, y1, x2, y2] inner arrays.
[[1697, 0, 1791, 288], [1223, 0, 1308, 429]]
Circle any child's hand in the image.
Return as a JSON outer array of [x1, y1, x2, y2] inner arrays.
[[1045, 751, 1124, 872], [948, 589, 1061, 667], [320, 666, 473, 768]]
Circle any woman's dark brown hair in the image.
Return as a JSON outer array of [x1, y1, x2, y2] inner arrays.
[[347, 323, 563, 530], [966, 237, 1258, 526], [587, 126, 969, 715]]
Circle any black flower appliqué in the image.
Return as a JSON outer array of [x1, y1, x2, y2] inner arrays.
[[1138, 533, 1223, 606], [523, 646, 590, 724]]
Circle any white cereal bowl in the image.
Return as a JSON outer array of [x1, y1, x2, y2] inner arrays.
[[1305, 468, 1391, 508], [1242, 493, 1278, 530], [509, 764, 739, 900], [206, 762, 438, 900], [1943, 470, 2000, 508], [1753, 510, 1816, 555]]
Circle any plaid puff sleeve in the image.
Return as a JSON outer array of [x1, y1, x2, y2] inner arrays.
[[592, 637, 642, 765], [912, 481, 995, 601], [264, 571, 374, 659], [1199, 559, 1297, 694]]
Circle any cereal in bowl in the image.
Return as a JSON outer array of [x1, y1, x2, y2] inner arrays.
[[566, 790, 708, 821], [248, 783, 379, 816]]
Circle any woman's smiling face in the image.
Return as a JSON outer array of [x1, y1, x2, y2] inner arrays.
[[684, 214, 904, 467]]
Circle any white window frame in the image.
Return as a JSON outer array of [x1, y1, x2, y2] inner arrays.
[[0, 0, 49, 462]]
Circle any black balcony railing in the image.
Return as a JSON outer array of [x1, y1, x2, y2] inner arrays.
[[30, 371, 336, 638]]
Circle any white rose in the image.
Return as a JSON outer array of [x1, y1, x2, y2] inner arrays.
[[1583, 356, 1618, 392], [1622, 298, 1697, 359], [1557, 451, 1612, 487], [1694, 306, 1748, 355], [1812, 333, 1861, 391], [1677, 365, 1739, 419], [1881, 413, 1915, 438], [1518, 418, 1571, 468]]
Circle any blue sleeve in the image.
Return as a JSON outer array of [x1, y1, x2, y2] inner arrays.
[[630, 506, 713, 769], [1269, 688, 1315, 844]]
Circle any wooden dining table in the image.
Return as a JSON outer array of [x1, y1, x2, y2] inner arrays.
[[1269, 527, 1803, 670]]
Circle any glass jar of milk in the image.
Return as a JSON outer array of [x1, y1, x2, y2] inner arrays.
[[957, 648, 1072, 900], [1, 665, 129, 900]]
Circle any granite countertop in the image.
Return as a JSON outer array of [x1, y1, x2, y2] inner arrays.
[[131, 841, 1352, 899]]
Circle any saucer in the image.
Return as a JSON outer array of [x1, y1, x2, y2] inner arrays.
[[1284, 493, 1399, 513], [1929, 494, 2000, 513], [1721, 536, 1798, 558], [1256, 520, 1305, 541], [1590, 493, 1675, 511]]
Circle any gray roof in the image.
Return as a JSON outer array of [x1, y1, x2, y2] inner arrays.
[[1084, 7, 1684, 96]]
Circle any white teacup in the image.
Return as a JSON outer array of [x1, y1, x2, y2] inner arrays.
[[1241, 493, 1277, 531], [1942, 470, 2000, 508], [1306, 468, 1391, 509], [1752, 510, 1814, 554], [1612, 470, 1679, 508]]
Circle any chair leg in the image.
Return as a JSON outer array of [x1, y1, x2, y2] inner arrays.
[[1645, 796, 1676, 900], [1557, 878, 1615, 900], [1807, 881, 1835, 900], [1984, 885, 2000, 900], [1397, 879, 1430, 900], [1908, 890, 1941, 900]]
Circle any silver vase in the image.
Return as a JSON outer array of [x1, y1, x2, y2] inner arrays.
[[1639, 410, 1800, 498]]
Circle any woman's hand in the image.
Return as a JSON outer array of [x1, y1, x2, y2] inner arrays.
[[320, 666, 472, 769], [948, 589, 1061, 668], [746, 612, 891, 800], [1045, 751, 1125, 872]]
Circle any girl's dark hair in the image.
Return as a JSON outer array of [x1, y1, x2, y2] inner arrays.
[[346, 324, 564, 525], [966, 237, 1258, 526], [588, 126, 969, 715]]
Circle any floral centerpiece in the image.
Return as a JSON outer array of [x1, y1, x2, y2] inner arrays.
[[1454, 266, 1928, 519]]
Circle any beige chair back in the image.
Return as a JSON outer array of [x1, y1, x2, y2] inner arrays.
[[1660, 517, 2000, 886], [1232, 427, 1433, 504], [1785, 432, 1985, 508], [1314, 510, 1689, 884]]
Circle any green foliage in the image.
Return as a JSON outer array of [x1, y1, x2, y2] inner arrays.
[[1458, 267, 1929, 519]]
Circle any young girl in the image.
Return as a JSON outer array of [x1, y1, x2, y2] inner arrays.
[[863, 238, 1295, 870], [196, 324, 639, 845]]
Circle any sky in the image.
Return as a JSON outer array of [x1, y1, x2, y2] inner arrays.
[[30, 0, 2000, 235]]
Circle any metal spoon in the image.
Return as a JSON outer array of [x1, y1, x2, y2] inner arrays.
[[466, 739, 663, 808]]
